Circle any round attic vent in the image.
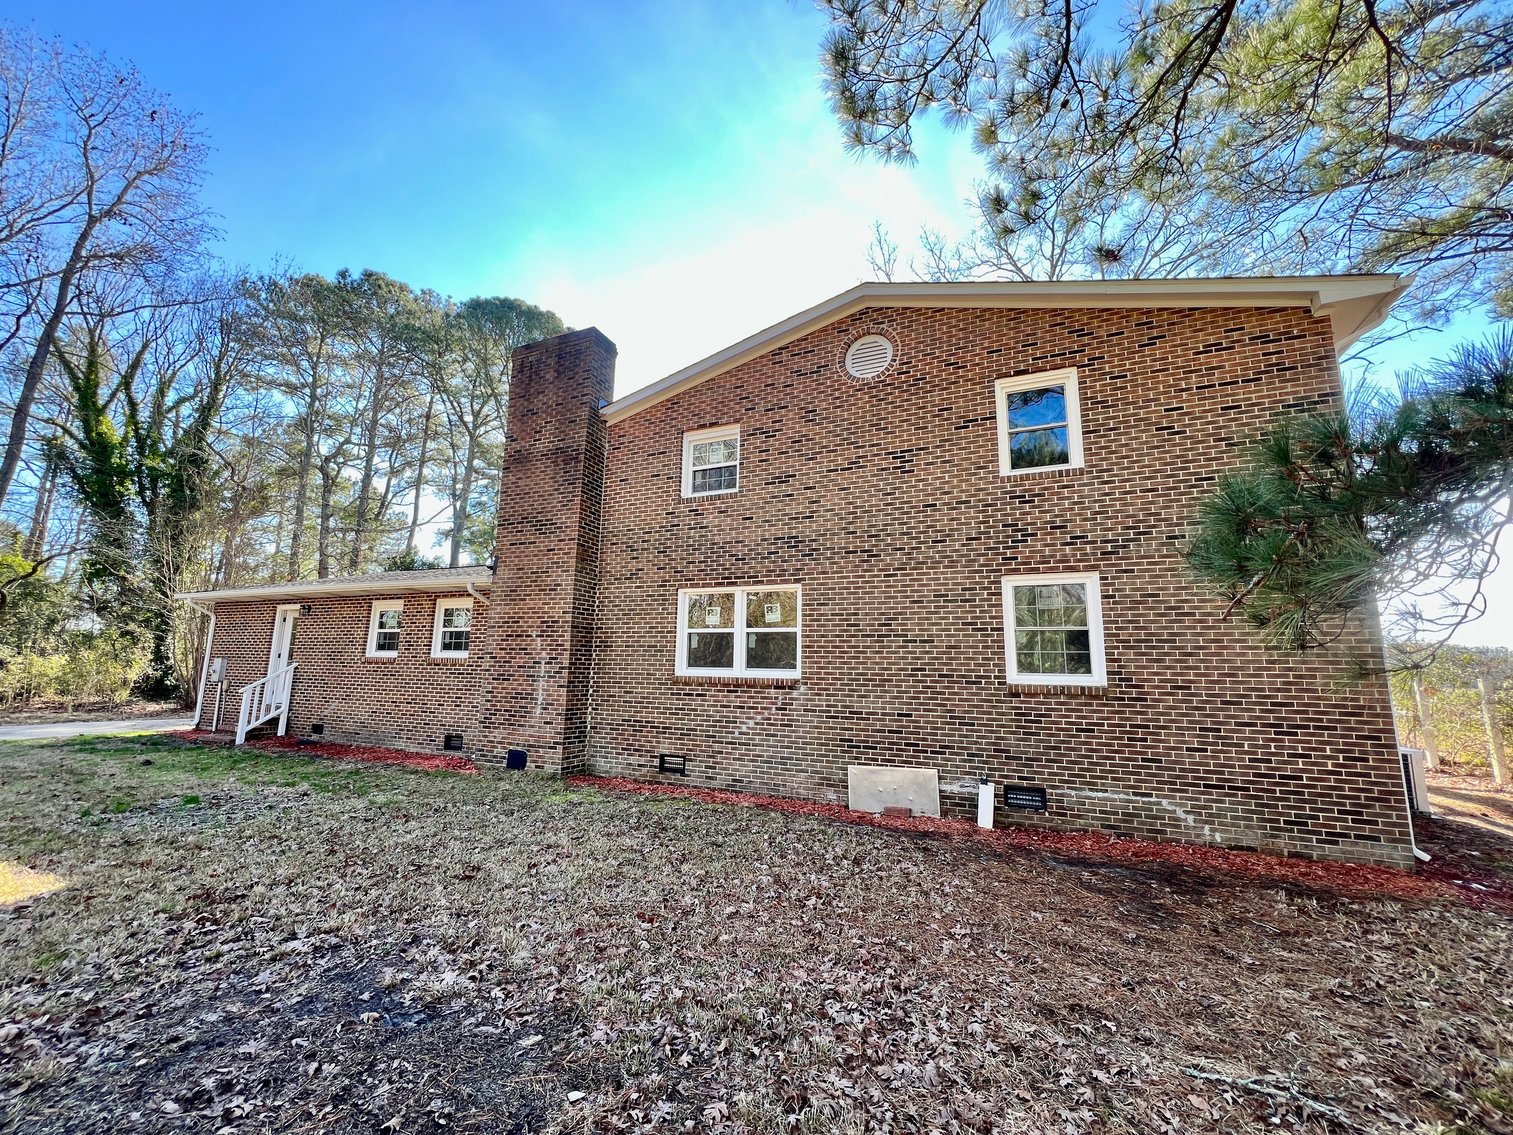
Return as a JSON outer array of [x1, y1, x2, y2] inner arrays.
[[843, 334, 894, 380]]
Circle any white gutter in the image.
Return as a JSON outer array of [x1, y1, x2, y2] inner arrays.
[[175, 571, 493, 604], [466, 582, 491, 605], [183, 598, 215, 730]]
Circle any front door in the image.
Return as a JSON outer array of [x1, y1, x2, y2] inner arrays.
[[264, 604, 299, 714]]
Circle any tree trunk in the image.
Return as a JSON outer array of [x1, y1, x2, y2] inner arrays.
[[23, 445, 59, 560], [1478, 673, 1507, 785], [449, 430, 477, 568], [0, 218, 96, 510], [316, 459, 337, 579], [1410, 676, 1439, 770], [348, 369, 387, 573], [407, 394, 435, 552], [287, 384, 318, 579]]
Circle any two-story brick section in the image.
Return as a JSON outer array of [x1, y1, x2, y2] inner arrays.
[[180, 275, 1421, 866]]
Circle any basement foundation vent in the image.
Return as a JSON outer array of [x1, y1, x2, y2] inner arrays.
[[443, 733, 464, 752], [309, 723, 324, 736], [505, 748, 527, 770], [658, 753, 688, 776], [843, 334, 894, 380], [1002, 784, 1049, 812]]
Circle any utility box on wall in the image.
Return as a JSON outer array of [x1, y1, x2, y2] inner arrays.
[[208, 658, 228, 683]]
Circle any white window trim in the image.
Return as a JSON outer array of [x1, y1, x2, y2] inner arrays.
[[682, 424, 741, 499], [675, 585, 801, 678], [994, 367, 1083, 476], [1001, 571, 1107, 686], [365, 599, 405, 658], [431, 597, 474, 659]]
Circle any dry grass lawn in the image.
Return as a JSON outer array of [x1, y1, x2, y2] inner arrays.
[[1, 735, 1511, 1134]]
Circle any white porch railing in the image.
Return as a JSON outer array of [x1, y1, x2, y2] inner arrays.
[[236, 662, 298, 745]]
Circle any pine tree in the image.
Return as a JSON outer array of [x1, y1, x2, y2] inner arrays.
[[1186, 330, 1513, 654]]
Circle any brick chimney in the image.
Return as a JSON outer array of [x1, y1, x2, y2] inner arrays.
[[476, 327, 615, 772]]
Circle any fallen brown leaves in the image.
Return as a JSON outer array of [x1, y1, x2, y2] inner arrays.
[[0, 737, 1510, 1134]]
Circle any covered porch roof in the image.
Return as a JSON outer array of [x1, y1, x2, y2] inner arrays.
[[175, 566, 493, 605]]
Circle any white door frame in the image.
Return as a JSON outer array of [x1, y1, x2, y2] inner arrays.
[[264, 604, 300, 714]]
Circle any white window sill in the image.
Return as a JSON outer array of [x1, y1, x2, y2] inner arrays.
[[683, 489, 739, 501]]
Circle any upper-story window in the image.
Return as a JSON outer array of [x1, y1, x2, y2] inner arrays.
[[995, 368, 1083, 475], [366, 599, 404, 658], [431, 597, 473, 659], [682, 425, 740, 498]]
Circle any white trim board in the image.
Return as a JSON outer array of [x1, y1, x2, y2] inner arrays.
[[601, 275, 1411, 425]]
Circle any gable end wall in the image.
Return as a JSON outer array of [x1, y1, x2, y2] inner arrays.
[[587, 304, 1415, 867]]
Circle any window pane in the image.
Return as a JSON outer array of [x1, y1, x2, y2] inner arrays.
[[377, 609, 401, 631], [686, 592, 735, 629], [687, 630, 734, 669], [692, 438, 737, 467], [375, 629, 400, 652], [1005, 385, 1066, 430], [1015, 631, 1043, 673], [1009, 427, 1070, 469], [746, 590, 798, 628], [746, 631, 797, 670], [441, 628, 470, 653], [442, 605, 472, 630], [691, 465, 738, 493]]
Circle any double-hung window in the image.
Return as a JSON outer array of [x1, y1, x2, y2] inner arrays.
[[677, 586, 800, 677], [682, 425, 740, 498], [1001, 573, 1106, 685], [431, 598, 473, 659], [995, 368, 1083, 474], [366, 600, 404, 658]]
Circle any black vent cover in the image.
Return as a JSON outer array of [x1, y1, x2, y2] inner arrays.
[[309, 723, 324, 736], [505, 748, 527, 770], [443, 733, 464, 752], [658, 753, 688, 776], [1002, 784, 1049, 811]]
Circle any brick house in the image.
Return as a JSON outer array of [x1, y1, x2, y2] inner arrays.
[[179, 275, 1422, 867]]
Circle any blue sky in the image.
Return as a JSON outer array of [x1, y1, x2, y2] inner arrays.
[[11, 1, 977, 390], [11, 1, 1510, 647]]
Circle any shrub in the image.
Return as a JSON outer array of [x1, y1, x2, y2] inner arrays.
[[0, 636, 149, 709]]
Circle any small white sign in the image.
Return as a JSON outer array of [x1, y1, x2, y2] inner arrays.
[[763, 603, 782, 624], [704, 607, 722, 626]]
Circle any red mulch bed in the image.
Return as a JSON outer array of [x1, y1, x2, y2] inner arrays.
[[568, 774, 1513, 910], [170, 729, 478, 775]]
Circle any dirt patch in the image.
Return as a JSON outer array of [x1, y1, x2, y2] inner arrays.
[[168, 730, 479, 775]]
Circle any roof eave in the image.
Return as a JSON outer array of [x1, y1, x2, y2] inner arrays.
[[601, 274, 1412, 425], [174, 573, 493, 605]]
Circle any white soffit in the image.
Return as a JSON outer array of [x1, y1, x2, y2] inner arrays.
[[602, 274, 1412, 424], [175, 567, 493, 605]]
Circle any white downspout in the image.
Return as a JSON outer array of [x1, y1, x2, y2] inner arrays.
[[184, 599, 216, 730], [465, 582, 491, 605]]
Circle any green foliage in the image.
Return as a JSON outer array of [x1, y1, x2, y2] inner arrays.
[[1389, 642, 1513, 770], [381, 547, 444, 572], [1186, 330, 1513, 651], [0, 539, 72, 651], [821, 0, 1512, 313], [0, 633, 148, 709]]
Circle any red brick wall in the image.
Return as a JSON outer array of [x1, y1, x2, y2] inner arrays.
[[195, 592, 487, 754], [476, 328, 616, 772], [587, 305, 1416, 866]]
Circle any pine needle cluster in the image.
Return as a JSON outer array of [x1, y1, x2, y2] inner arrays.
[[1187, 331, 1513, 653]]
